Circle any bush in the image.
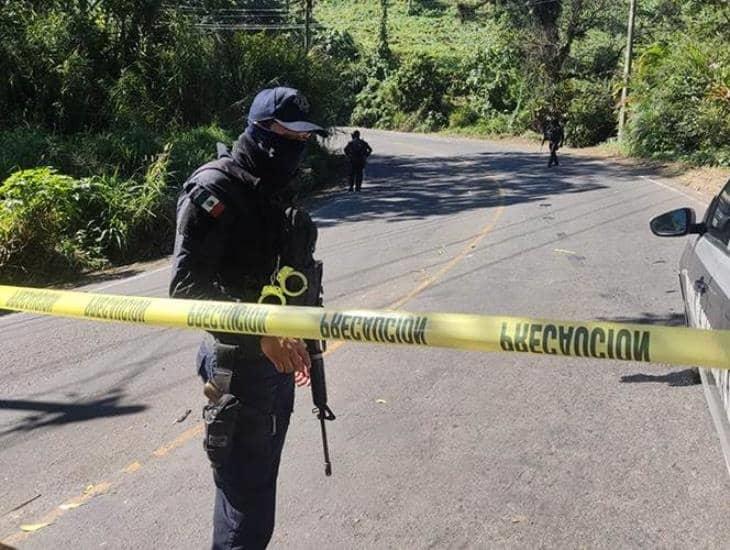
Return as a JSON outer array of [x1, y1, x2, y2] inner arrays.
[[388, 54, 448, 114], [0, 168, 96, 281], [0, 127, 164, 181], [0, 127, 346, 283], [393, 106, 449, 132], [294, 140, 349, 196], [565, 79, 617, 147], [420, 109, 449, 132], [460, 37, 524, 119], [0, 149, 175, 282], [351, 77, 398, 128], [109, 65, 168, 130], [1, 8, 109, 132], [351, 53, 451, 131], [568, 30, 624, 80], [0, 125, 237, 183], [0, 129, 51, 180], [449, 104, 480, 128], [102, 147, 176, 263], [65, 129, 162, 179], [313, 29, 360, 61], [167, 125, 235, 182], [626, 39, 730, 165], [2, 5, 355, 135]]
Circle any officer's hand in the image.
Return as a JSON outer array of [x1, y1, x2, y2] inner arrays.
[[294, 369, 311, 388], [260, 336, 311, 379]]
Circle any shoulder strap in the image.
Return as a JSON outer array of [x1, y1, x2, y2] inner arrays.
[[184, 141, 260, 199], [182, 156, 259, 222]]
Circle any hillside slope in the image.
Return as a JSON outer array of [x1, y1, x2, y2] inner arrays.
[[315, 0, 497, 61]]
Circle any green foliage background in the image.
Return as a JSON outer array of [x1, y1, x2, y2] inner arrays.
[[318, 0, 729, 162], [0, 1, 350, 283], [1, 0, 728, 282]]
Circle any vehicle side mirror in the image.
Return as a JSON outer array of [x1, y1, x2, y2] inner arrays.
[[650, 208, 701, 237]]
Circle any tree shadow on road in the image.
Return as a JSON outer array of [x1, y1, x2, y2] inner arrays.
[[0, 389, 147, 436], [312, 150, 649, 228], [595, 312, 687, 327], [620, 369, 702, 387], [599, 313, 700, 386], [61, 267, 144, 289]]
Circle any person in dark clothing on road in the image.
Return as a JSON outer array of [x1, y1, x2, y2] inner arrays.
[[344, 130, 372, 192], [169, 86, 327, 550], [542, 117, 565, 167]]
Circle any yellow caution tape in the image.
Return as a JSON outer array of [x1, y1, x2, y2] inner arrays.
[[19, 523, 51, 532], [0, 284, 728, 370]]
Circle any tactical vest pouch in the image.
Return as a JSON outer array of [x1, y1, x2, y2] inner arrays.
[[203, 393, 241, 468]]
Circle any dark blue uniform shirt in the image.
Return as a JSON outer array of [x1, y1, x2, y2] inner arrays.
[[169, 134, 290, 354]]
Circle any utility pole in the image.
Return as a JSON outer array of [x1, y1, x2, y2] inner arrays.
[[618, 0, 637, 140], [304, 0, 313, 53]]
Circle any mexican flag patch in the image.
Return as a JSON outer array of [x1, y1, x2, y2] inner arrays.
[[192, 188, 225, 218]]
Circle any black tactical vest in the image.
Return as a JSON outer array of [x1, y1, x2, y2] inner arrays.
[[182, 155, 288, 302]]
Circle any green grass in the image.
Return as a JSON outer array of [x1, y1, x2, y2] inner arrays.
[[316, 0, 499, 62]]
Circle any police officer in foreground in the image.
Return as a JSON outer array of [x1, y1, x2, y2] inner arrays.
[[344, 129, 372, 192], [169, 86, 328, 549]]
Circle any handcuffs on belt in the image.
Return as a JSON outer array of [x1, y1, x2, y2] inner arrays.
[[257, 265, 308, 305]]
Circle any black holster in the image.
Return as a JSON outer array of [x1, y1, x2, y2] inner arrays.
[[203, 393, 241, 468]]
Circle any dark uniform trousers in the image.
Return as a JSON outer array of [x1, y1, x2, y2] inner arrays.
[[548, 142, 560, 167], [198, 341, 294, 550], [349, 162, 365, 192]]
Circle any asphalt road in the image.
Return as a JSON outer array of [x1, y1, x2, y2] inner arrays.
[[1, 130, 728, 549]]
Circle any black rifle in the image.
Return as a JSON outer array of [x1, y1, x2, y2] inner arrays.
[[304, 262, 336, 476], [282, 208, 336, 476]]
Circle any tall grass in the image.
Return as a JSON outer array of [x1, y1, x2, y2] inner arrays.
[[0, 152, 175, 283]]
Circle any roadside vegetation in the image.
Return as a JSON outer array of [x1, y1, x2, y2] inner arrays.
[[0, 2, 349, 283], [318, 0, 730, 163], [1, 0, 728, 283]]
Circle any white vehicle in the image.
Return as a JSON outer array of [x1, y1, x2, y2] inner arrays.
[[651, 179, 730, 474]]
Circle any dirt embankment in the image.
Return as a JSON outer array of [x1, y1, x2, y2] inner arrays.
[[569, 144, 730, 198]]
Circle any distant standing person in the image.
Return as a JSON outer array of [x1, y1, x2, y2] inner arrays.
[[344, 130, 372, 192], [542, 117, 565, 167]]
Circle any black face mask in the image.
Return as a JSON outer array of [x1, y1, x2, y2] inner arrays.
[[244, 123, 307, 190]]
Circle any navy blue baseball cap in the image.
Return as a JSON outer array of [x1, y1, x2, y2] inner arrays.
[[247, 87, 327, 136]]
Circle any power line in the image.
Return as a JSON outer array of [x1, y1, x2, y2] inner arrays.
[[174, 7, 289, 13], [194, 23, 307, 30], [188, 13, 290, 20], [161, 2, 318, 37], [523, 0, 561, 7], [162, 2, 295, 28]]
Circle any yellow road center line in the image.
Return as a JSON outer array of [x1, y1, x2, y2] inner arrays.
[[3, 482, 111, 546], [389, 187, 505, 310], [122, 461, 142, 474], [152, 424, 204, 458]]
